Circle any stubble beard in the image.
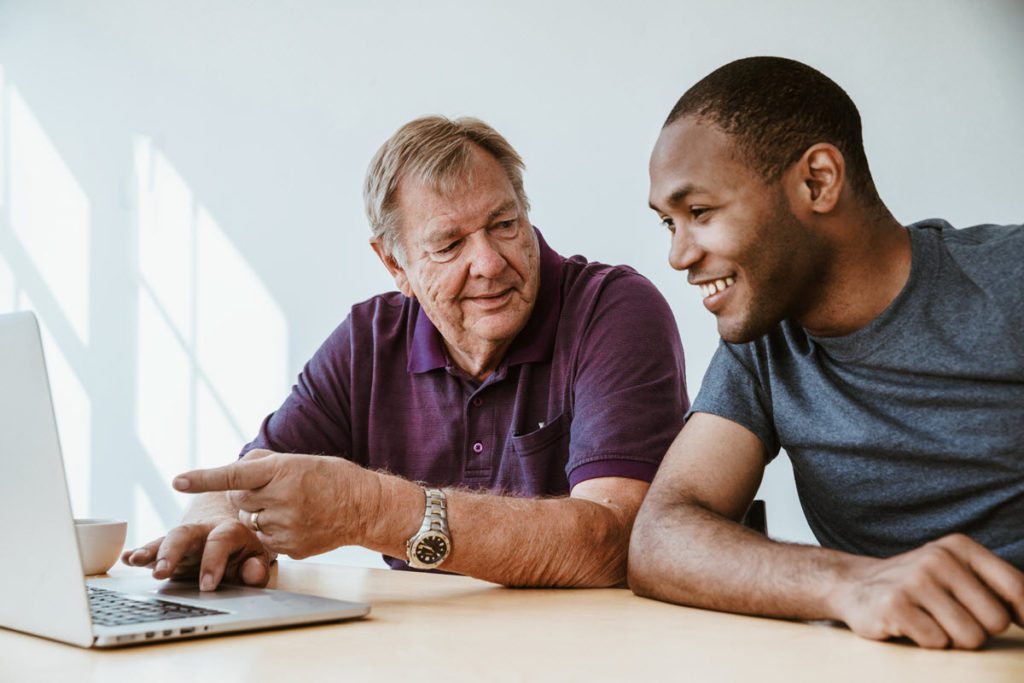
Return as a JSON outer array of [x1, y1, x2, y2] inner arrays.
[[719, 202, 824, 344]]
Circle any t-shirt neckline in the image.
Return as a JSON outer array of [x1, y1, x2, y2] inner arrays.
[[805, 224, 935, 362]]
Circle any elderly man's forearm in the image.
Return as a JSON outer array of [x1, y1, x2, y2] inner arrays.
[[365, 473, 633, 587]]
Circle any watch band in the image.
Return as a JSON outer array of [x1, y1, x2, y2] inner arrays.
[[406, 487, 452, 569], [418, 487, 449, 537]]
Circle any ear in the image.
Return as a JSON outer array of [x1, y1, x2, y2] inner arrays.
[[790, 143, 845, 215], [370, 240, 414, 298]]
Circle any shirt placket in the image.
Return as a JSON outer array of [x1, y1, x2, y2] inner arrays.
[[464, 389, 495, 482], [462, 368, 508, 483]]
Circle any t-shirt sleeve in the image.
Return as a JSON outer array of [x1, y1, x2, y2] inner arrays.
[[566, 272, 689, 488], [240, 318, 353, 460], [688, 339, 780, 460]]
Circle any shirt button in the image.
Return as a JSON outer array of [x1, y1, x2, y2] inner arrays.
[[472, 397, 483, 407], [472, 441, 484, 454]]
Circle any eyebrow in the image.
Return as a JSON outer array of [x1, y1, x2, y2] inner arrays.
[[649, 183, 706, 211], [487, 200, 519, 221], [424, 226, 462, 247]]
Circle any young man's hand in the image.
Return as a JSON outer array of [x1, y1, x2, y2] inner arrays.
[[830, 533, 1024, 649]]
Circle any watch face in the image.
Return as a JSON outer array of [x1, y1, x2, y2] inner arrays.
[[414, 532, 449, 566]]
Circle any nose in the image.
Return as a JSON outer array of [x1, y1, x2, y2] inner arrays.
[[668, 225, 703, 272], [468, 232, 508, 279]]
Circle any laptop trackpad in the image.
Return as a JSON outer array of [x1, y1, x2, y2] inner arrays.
[[156, 581, 279, 601], [90, 576, 280, 603]]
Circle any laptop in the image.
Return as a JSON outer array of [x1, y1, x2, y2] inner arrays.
[[0, 310, 370, 648]]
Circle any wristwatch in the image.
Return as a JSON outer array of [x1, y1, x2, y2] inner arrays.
[[406, 487, 452, 570]]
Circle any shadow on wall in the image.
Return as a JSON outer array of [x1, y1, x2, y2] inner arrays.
[[0, 64, 290, 547]]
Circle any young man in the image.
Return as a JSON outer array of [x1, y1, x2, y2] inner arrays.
[[630, 56, 1024, 650]]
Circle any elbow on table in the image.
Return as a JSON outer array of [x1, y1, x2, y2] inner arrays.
[[498, 568, 624, 590], [626, 524, 660, 599], [494, 556, 626, 590], [505, 540, 626, 589], [628, 499, 731, 606], [628, 503, 684, 599], [626, 500, 698, 601], [497, 518, 631, 589]]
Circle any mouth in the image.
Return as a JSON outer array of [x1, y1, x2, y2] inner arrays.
[[464, 288, 514, 310], [692, 276, 736, 312]]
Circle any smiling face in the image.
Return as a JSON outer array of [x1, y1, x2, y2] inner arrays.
[[649, 116, 828, 343], [383, 144, 540, 369]]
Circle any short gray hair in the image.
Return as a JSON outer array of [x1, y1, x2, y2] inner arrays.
[[363, 116, 530, 264]]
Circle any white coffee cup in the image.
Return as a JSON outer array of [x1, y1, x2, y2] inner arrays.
[[74, 518, 128, 575]]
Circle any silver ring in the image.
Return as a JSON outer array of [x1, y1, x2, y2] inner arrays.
[[250, 510, 262, 533]]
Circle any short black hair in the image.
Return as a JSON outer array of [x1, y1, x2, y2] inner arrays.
[[666, 56, 879, 201]]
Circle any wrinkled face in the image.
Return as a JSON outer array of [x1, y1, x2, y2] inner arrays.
[[648, 117, 826, 343], [391, 146, 540, 356]]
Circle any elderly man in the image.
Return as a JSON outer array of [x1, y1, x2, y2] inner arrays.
[[124, 116, 688, 588], [629, 57, 1024, 649]]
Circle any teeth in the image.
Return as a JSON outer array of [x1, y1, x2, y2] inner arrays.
[[697, 277, 736, 299]]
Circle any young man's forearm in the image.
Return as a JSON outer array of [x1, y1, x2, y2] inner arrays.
[[363, 473, 635, 588], [628, 499, 862, 620]]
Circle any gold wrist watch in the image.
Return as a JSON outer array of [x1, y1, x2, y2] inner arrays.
[[406, 487, 452, 570]]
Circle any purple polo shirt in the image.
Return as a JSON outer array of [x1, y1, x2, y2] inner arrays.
[[242, 229, 688, 561]]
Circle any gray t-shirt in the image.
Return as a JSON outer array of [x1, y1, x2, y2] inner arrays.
[[691, 219, 1024, 568]]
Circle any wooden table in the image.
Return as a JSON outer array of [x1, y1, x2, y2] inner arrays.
[[2, 561, 1022, 682]]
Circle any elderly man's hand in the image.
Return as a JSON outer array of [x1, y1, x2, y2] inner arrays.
[[171, 450, 382, 561], [121, 519, 273, 591]]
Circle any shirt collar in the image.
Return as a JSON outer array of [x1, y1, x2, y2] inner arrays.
[[407, 226, 564, 374]]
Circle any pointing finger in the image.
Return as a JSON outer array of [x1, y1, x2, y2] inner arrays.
[[173, 457, 276, 494]]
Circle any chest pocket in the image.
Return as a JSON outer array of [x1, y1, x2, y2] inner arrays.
[[508, 412, 572, 496]]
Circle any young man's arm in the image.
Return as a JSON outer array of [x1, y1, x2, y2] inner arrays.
[[628, 412, 1024, 650]]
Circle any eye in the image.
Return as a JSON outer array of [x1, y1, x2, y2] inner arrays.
[[691, 207, 711, 221], [431, 239, 463, 261], [660, 217, 675, 234], [493, 218, 517, 233]]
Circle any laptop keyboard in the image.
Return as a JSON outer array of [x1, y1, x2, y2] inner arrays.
[[88, 586, 227, 627]]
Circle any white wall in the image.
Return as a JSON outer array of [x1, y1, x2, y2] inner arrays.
[[1, 1, 1022, 565]]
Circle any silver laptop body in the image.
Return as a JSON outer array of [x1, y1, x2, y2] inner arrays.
[[0, 311, 370, 648]]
